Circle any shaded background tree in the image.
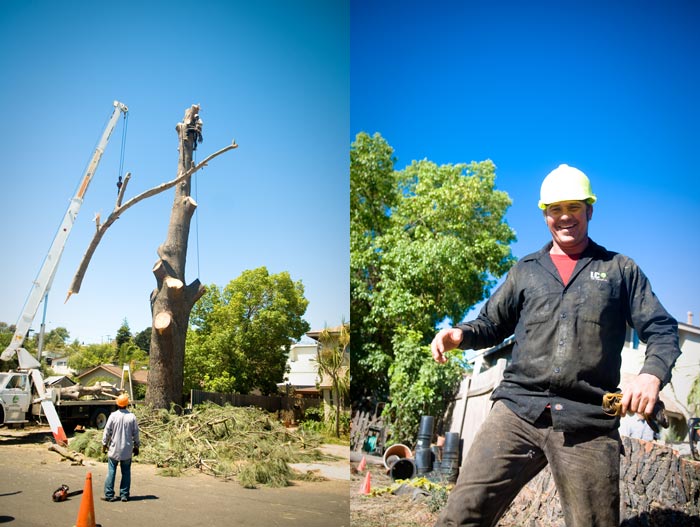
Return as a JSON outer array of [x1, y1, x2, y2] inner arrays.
[[350, 132, 516, 439], [184, 267, 310, 395]]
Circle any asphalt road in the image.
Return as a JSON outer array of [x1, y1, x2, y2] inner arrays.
[[0, 427, 349, 527]]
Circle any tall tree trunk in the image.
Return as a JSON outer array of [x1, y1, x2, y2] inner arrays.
[[497, 436, 700, 526], [146, 105, 206, 409]]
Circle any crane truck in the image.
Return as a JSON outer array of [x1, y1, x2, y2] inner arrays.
[[0, 101, 128, 444]]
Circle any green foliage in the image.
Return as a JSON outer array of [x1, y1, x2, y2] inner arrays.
[[67, 343, 115, 372], [71, 403, 324, 487], [134, 327, 151, 354], [185, 267, 310, 395], [385, 328, 463, 446], [115, 319, 132, 349], [350, 131, 516, 402], [71, 429, 107, 461], [688, 374, 700, 416], [427, 484, 450, 513], [36, 327, 70, 351], [316, 322, 350, 437], [300, 406, 350, 441]]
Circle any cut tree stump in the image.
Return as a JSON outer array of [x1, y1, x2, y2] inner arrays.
[[497, 436, 700, 527]]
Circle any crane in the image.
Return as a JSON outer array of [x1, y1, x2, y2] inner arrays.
[[0, 100, 128, 444]]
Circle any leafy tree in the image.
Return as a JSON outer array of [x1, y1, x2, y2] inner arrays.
[[185, 267, 310, 395], [350, 132, 516, 425], [386, 328, 463, 446], [68, 343, 115, 372], [689, 374, 700, 416], [115, 319, 132, 348], [0, 323, 13, 353], [114, 319, 134, 364], [316, 322, 350, 438], [134, 327, 152, 354], [37, 327, 70, 351]]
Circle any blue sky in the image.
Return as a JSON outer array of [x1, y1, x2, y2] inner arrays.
[[0, 1, 349, 345], [351, 0, 700, 327]]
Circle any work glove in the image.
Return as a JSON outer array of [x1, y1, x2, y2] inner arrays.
[[133, 445, 140, 456], [102, 445, 108, 454]]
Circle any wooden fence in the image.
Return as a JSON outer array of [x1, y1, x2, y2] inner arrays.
[[190, 389, 321, 413]]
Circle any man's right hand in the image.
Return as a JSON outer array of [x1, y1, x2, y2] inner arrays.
[[102, 445, 108, 454], [431, 328, 464, 364]]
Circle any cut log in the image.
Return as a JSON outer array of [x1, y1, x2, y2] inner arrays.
[[497, 437, 700, 526], [48, 444, 85, 465], [57, 382, 119, 400]]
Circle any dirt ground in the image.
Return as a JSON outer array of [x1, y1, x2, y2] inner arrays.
[[350, 457, 440, 527], [0, 425, 349, 527]]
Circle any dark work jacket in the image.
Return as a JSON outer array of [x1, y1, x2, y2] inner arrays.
[[456, 239, 681, 433]]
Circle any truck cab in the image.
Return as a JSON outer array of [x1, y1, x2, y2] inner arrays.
[[0, 372, 32, 424]]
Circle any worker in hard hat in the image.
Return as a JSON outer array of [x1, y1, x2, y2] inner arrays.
[[101, 393, 140, 502], [431, 164, 680, 527]]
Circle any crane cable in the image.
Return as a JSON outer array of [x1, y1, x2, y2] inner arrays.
[[193, 149, 201, 279], [118, 110, 128, 183]]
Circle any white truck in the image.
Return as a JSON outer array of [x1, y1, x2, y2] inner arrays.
[[0, 368, 120, 432], [0, 101, 128, 444]]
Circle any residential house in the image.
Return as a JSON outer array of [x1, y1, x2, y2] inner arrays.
[[281, 325, 350, 407], [46, 356, 75, 376], [44, 375, 76, 389], [76, 364, 148, 398], [305, 325, 350, 410], [282, 340, 322, 396]]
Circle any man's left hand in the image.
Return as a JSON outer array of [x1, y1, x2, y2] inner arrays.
[[620, 373, 661, 416]]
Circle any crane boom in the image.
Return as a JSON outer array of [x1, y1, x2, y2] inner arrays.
[[1, 101, 128, 367]]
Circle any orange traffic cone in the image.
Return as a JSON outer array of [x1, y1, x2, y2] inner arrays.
[[359, 471, 371, 495], [358, 455, 367, 472], [73, 472, 96, 527]]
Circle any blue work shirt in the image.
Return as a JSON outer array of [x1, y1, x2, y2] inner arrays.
[[457, 239, 681, 433]]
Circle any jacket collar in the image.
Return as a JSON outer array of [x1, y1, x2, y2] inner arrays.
[[522, 238, 607, 263], [522, 238, 608, 286]]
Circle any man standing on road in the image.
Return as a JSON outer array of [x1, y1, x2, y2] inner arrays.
[[431, 164, 680, 527], [101, 393, 140, 503]]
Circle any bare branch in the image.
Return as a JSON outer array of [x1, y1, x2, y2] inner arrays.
[[65, 141, 238, 300], [116, 172, 131, 208]]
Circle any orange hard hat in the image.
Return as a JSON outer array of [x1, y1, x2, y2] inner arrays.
[[116, 393, 130, 407]]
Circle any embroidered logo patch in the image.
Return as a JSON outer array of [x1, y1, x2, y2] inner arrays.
[[590, 271, 608, 282]]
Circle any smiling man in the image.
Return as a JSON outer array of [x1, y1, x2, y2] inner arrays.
[[431, 164, 681, 527]]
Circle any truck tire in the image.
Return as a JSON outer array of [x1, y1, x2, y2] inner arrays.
[[91, 408, 110, 430]]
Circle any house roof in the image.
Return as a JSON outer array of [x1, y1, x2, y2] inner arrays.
[[306, 325, 346, 342], [679, 322, 700, 337], [77, 364, 148, 385], [44, 375, 76, 386]]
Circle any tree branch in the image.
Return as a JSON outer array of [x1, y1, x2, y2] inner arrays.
[[65, 141, 238, 300], [116, 172, 131, 208]]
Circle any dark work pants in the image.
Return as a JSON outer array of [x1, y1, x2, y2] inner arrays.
[[435, 401, 621, 527]]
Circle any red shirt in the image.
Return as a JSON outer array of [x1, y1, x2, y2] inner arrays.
[[549, 252, 581, 285]]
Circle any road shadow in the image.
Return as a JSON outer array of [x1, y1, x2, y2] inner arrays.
[[0, 516, 14, 523], [0, 430, 53, 445], [128, 495, 159, 502], [621, 509, 700, 527]]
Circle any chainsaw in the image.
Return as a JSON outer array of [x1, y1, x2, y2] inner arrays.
[[51, 484, 69, 502]]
